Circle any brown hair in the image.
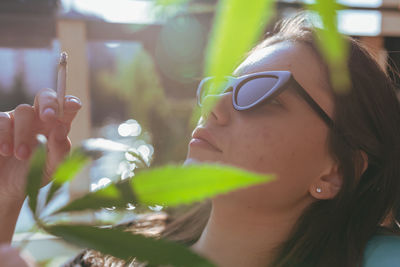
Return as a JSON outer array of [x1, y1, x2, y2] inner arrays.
[[67, 13, 400, 267]]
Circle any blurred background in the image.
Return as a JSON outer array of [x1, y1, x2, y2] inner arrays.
[[1, 0, 399, 265]]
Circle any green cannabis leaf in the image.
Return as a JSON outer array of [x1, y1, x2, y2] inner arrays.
[[45, 224, 215, 266], [25, 143, 46, 215], [54, 164, 274, 214], [46, 148, 89, 204]]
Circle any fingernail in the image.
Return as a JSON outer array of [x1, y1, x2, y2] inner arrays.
[[0, 143, 11, 156], [55, 125, 68, 142], [16, 144, 30, 160], [42, 108, 56, 117], [66, 97, 81, 105]]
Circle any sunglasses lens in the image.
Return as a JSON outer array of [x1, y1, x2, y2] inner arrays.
[[235, 77, 278, 107]]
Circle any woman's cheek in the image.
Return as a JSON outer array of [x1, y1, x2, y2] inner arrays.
[[226, 136, 276, 173]]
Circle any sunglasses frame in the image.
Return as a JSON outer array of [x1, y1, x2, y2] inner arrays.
[[197, 70, 335, 130]]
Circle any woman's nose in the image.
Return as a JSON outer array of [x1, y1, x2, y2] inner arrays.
[[201, 91, 232, 126]]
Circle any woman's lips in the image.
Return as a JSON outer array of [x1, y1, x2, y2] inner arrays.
[[189, 138, 222, 152], [190, 128, 222, 152]]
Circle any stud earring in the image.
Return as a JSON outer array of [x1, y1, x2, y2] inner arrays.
[[316, 188, 322, 193]]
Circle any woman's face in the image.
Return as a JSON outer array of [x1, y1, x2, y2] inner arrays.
[[185, 41, 338, 211]]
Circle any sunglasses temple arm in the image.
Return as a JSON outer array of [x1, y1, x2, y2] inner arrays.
[[294, 83, 336, 130]]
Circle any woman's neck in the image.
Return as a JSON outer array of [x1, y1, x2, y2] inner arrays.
[[191, 198, 309, 267]]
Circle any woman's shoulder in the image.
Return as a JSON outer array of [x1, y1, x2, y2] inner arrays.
[[363, 234, 400, 267]]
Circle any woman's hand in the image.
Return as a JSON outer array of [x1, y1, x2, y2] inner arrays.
[[0, 88, 81, 202], [0, 88, 81, 243], [0, 244, 36, 267]]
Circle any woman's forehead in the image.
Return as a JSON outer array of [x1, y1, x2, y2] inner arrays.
[[234, 42, 295, 75], [235, 41, 321, 79]]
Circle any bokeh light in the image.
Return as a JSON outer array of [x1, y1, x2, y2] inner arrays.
[[338, 10, 381, 36], [90, 177, 112, 191], [118, 119, 142, 137]]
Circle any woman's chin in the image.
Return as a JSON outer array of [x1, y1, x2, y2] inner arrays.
[[184, 154, 223, 166], [183, 158, 200, 166], [183, 157, 214, 165]]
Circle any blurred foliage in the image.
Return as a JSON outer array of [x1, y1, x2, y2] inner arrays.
[[45, 149, 89, 205], [97, 47, 194, 166], [308, 0, 350, 93], [26, 144, 47, 216], [205, 0, 274, 78], [99, 48, 167, 129], [44, 224, 214, 266], [88, 43, 128, 126], [53, 164, 272, 213]]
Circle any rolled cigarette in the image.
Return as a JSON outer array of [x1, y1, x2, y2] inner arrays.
[[57, 52, 68, 118]]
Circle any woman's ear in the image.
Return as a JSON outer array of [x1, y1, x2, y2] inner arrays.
[[309, 165, 342, 200]]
